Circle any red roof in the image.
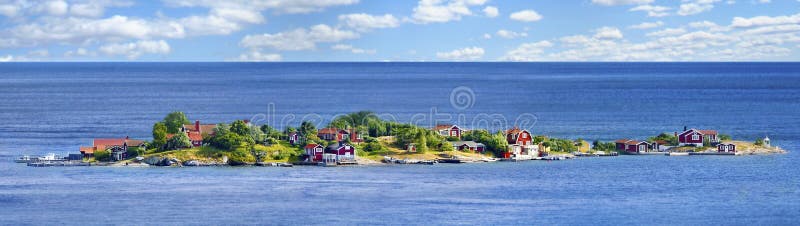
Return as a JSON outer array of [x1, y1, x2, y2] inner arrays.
[[304, 144, 322, 149], [79, 146, 95, 154], [434, 124, 455, 130], [93, 138, 126, 150], [318, 128, 339, 135], [506, 127, 524, 135], [187, 132, 203, 141], [697, 130, 718, 135], [183, 123, 218, 134]]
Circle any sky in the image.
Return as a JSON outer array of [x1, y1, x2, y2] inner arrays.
[[0, 0, 799, 62]]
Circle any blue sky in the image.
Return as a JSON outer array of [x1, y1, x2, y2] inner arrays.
[[1, 0, 799, 62]]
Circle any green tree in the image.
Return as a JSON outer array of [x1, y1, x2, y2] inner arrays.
[[755, 138, 764, 146], [230, 120, 250, 136], [151, 122, 167, 150], [94, 150, 110, 162], [163, 111, 190, 134], [299, 121, 317, 138], [167, 132, 192, 150], [719, 134, 732, 141]]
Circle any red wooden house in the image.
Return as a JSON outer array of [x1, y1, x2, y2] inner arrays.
[[318, 128, 363, 143], [288, 132, 301, 145], [179, 120, 218, 147], [449, 141, 486, 152], [717, 143, 736, 153], [435, 124, 464, 138], [304, 144, 324, 162], [615, 139, 655, 153], [506, 128, 533, 146], [79, 137, 146, 161], [678, 128, 719, 147], [323, 143, 357, 163]]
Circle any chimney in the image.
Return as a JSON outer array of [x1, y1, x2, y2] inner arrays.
[[195, 120, 200, 132], [683, 126, 687, 131]]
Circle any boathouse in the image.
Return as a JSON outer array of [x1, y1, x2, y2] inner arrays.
[[717, 143, 736, 153], [304, 143, 324, 162]]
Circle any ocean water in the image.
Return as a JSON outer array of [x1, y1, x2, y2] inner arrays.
[[0, 63, 798, 225]]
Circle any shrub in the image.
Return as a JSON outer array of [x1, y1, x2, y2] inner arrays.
[[94, 150, 110, 162]]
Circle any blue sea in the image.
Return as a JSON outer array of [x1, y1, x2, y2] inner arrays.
[[0, 63, 798, 225]]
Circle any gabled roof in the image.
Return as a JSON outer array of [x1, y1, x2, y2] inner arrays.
[[434, 124, 459, 130], [717, 143, 735, 146], [318, 128, 339, 134], [304, 144, 323, 149], [183, 123, 217, 134], [187, 132, 203, 142], [697, 130, 718, 135], [450, 141, 485, 148], [505, 127, 528, 135], [615, 139, 631, 143]]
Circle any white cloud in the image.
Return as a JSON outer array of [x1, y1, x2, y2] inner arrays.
[[240, 24, 359, 51], [629, 5, 670, 17], [646, 28, 688, 36], [731, 13, 800, 28], [436, 46, 484, 61], [678, 0, 721, 16], [482, 6, 498, 18], [0, 55, 12, 62], [0, 4, 20, 17], [163, 0, 359, 14], [593, 27, 624, 39], [502, 41, 553, 61], [40, 0, 69, 16], [496, 29, 527, 39], [237, 50, 282, 62], [331, 44, 376, 54], [69, 1, 134, 18], [509, 10, 542, 22], [338, 13, 400, 32], [5, 16, 185, 47], [411, 0, 488, 24], [591, 0, 654, 6], [99, 40, 171, 59], [630, 21, 664, 29], [482, 33, 492, 39], [64, 48, 94, 57]]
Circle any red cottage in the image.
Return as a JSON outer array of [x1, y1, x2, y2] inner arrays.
[[717, 143, 736, 153], [615, 139, 653, 153], [678, 128, 719, 147], [304, 144, 324, 162], [317, 128, 363, 143], [80, 137, 146, 161], [506, 128, 533, 146], [435, 124, 464, 138], [288, 132, 301, 145], [180, 120, 218, 147], [323, 143, 357, 163]]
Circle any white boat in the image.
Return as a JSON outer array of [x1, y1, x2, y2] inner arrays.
[[38, 153, 59, 161], [14, 155, 31, 163]]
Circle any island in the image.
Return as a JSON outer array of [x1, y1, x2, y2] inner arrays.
[[16, 111, 787, 167]]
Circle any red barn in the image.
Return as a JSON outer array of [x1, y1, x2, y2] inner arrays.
[[435, 124, 463, 138], [717, 143, 736, 153], [506, 128, 533, 146], [304, 144, 324, 162]]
